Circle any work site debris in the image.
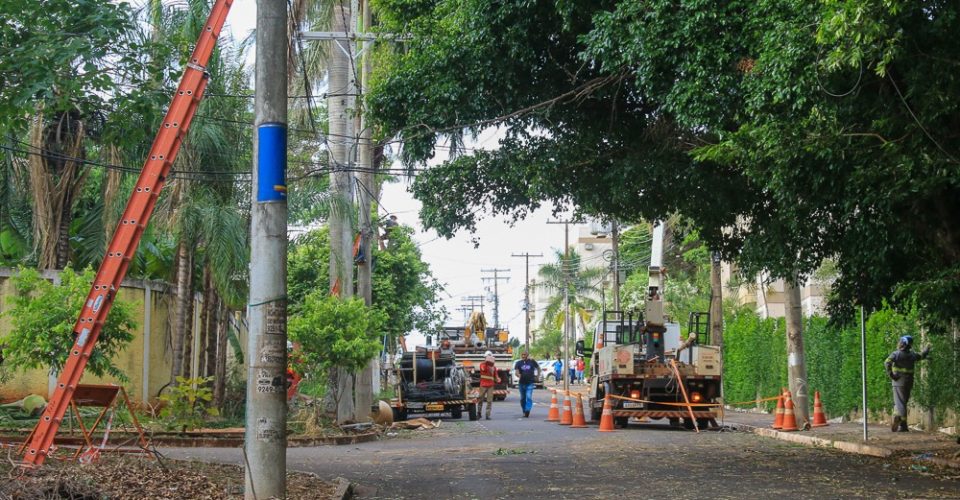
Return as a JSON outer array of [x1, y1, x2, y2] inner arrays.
[[390, 418, 441, 430], [0, 456, 337, 499]]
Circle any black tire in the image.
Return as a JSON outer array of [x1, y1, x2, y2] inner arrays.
[[451, 407, 463, 419], [697, 418, 711, 429], [614, 416, 629, 429], [669, 417, 681, 428], [591, 406, 602, 422], [683, 417, 695, 430], [468, 403, 479, 421]]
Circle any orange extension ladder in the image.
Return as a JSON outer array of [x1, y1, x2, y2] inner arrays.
[[22, 0, 235, 466]]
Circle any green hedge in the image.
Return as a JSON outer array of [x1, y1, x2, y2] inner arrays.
[[723, 305, 960, 422]]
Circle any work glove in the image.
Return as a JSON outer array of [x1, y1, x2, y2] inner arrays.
[[890, 373, 901, 381], [921, 346, 931, 357]]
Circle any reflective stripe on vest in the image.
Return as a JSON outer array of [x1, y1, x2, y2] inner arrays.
[[480, 375, 496, 381], [892, 367, 914, 374]]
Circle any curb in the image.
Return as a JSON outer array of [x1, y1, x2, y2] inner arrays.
[[729, 422, 894, 458], [0, 431, 380, 449], [333, 477, 353, 500]]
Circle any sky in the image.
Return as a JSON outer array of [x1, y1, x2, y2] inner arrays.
[[217, 0, 573, 346]]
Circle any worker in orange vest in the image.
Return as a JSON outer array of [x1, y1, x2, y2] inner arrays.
[[477, 351, 500, 420]]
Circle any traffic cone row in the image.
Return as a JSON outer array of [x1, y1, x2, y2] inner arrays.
[[545, 389, 560, 422], [772, 389, 830, 431]]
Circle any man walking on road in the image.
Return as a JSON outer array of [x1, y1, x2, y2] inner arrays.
[[884, 335, 931, 432], [477, 351, 501, 420], [514, 351, 540, 417]]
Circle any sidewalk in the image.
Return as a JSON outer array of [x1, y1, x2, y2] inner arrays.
[[722, 409, 960, 469]]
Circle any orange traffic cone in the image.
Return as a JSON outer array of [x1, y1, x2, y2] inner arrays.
[[780, 391, 799, 432], [598, 395, 616, 432], [812, 391, 828, 427], [570, 393, 587, 428], [559, 392, 573, 425], [772, 389, 785, 429], [545, 390, 560, 422]]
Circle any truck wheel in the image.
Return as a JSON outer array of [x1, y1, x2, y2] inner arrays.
[[697, 418, 711, 430], [468, 403, 479, 421], [451, 407, 463, 419], [683, 418, 695, 430], [614, 416, 629, 429], [669, 417, 681, 428], [590, 404, 602, 422]]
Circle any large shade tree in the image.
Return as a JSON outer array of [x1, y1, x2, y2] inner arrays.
[[368, 0, 960, 331]]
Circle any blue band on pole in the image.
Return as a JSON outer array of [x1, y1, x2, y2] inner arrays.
[[257, 123, 287, 202]]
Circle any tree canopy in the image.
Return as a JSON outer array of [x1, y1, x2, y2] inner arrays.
[[369, 0, 960, 328]]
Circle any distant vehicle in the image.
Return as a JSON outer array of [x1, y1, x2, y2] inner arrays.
[[438, 312, 512, 400], [536, 360, 555, 387]]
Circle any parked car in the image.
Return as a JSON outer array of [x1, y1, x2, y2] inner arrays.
[[536, 360, 555, 388]]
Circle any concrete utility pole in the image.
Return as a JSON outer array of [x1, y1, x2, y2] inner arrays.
[[327, 0, 357, 424], [481, 268, 510, 328], [354, 0, 375, 422], [784, 274, 810, 426], [547, 219, 577, 393], [709, 252, 723, 346], [245, 0, 287, 497], [512, 252, 542, 352], [611, 221, 620, 311]]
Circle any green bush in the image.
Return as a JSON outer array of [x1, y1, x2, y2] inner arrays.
[[723, 304, 960, 421], [289, 294, 386, 375], [1, 266, 136, 381], [159, 376, 219, 431]]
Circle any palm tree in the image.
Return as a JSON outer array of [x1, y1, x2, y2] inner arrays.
[[536, 248, 606, 341], [135, 0, 252, 382]]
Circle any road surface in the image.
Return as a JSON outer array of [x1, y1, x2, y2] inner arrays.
[[163, 388, 959, 498]]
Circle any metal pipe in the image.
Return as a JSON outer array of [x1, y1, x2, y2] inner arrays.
[[860, 304, 868, 442]]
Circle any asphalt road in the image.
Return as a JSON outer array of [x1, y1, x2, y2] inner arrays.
[[163, 388, 960, 499]]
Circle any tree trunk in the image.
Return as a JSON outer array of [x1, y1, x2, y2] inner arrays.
[[784, 274, 810, 426], [198, 265, 212, 377], [171, 240, 194, 381], [205, 290, 220, 379], [183, 279, 195, 379], [28, 111, 88, 270], [213, 304, 230, 408]]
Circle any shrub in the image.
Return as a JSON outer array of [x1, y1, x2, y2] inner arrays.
[[1, 266, 136, 381]]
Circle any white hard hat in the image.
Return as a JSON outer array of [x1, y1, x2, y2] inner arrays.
[[484, 350, 493, 357]]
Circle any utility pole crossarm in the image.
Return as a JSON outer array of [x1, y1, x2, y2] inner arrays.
[[481, 268, 510, 329], [300, 31, 411, 42]]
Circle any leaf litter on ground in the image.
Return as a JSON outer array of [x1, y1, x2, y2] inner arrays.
[[0, 454, 338, 499]]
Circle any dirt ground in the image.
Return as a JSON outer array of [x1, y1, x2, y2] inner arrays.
[[0, 454, 337, 499]]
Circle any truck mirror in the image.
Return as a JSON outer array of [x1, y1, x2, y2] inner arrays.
[[575, 340, 584, 356]]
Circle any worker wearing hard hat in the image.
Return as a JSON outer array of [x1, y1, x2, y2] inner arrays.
[[477, 351, 500, 420], [884, 335, 931, 432]]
